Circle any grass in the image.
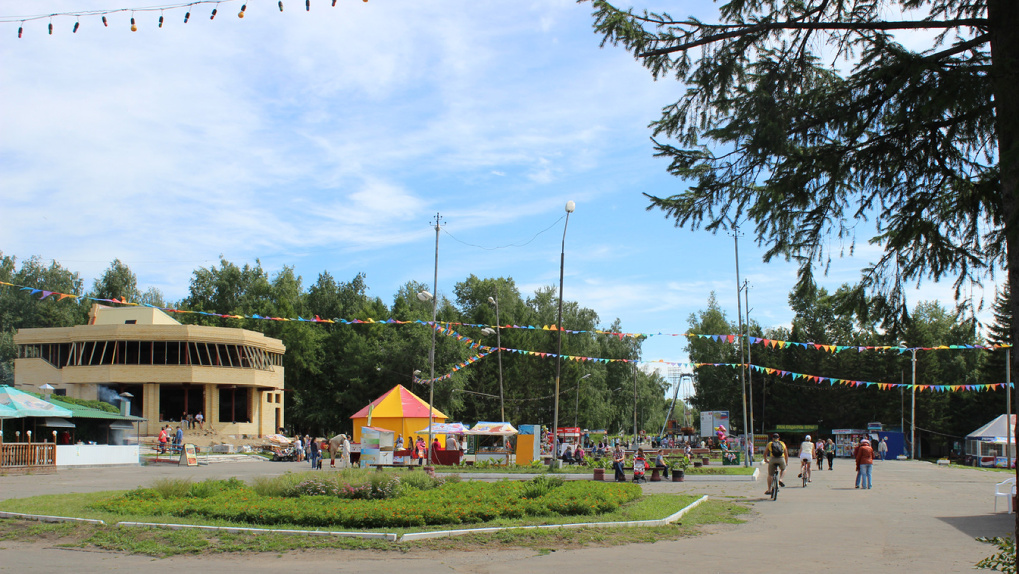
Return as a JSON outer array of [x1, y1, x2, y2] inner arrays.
[[685, 466, 756, 475], [0, 497, 748, 556], [0, 480, 750, 557]]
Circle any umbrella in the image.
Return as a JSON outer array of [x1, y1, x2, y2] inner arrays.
[[416, 422, 471, 435], [0, 385, 73, 418], [465, 422, 518, 436]]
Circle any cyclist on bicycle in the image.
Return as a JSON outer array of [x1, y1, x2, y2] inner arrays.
[[798, 434, 814, 485], [764, 433, 788, 496]]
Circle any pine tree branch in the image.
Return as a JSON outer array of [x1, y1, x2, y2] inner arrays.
[[638, 19, 989, 57]]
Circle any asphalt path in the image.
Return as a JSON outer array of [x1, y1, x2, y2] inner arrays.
[[0, 457, 1014, 573]]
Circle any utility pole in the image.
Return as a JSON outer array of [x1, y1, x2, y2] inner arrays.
[[733, 225, 749, 467], [425, 213, 442, 467]]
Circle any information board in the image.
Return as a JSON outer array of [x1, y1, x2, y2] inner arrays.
[[179, 444, 198, 467]]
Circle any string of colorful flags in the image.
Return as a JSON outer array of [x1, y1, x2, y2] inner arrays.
[[2, 280, 1012, 392], [428, 323, 1014, 393], [1, 0, 369, 38], [4, 280, 1007, 354]]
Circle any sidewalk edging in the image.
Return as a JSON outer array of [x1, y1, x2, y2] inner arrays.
[[2, 497, 711, 545], [116, 521, 398, 541], [0, 511, 105, 525], [398, 495, 709, 541]]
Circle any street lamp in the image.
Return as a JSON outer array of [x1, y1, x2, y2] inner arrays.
[[574, 373, 592, 429], [900, 342, 918, 459], [551, 200, 576, 469], [487, 293, 505, 422]]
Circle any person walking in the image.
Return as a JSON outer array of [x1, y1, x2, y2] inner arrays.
[[815, 437, 825, 471], [825, 438, 836, 470], [878, 437, 889, 461], [855, 438, 874, 489]]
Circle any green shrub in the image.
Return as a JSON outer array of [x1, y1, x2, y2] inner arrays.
[[522, 475, 565, 499], [976, 536, 1016, 573], [91, 476, 640, 529], [151, 478, 192, 499]]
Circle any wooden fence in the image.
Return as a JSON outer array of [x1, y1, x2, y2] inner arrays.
[[0, 442, 57, 472]]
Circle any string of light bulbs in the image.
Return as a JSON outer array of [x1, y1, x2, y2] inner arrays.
[[2, 0, 367, 37]]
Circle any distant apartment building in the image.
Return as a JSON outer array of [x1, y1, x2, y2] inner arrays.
[[13, 304, 286, 437]]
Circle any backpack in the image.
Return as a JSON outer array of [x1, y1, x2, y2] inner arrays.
[[769, 441, 785, 457]]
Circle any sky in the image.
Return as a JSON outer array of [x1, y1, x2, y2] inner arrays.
[[0, 0, 999, 391]]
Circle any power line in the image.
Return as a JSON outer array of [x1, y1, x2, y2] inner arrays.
[[442, 215, 566, 251]]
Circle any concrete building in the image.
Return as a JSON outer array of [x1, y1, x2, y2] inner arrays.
[[13, 304, 286, 437]]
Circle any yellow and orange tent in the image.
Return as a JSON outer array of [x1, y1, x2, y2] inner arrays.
[[349, 384, 447, 444]]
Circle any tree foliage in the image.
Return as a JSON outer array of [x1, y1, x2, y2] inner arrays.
[[587, 0, 1016, 333], [1, 254, 667, 438]]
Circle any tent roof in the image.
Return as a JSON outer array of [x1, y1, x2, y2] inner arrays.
[[0, 402, 19, 419], [0, 385, 73, 418], [466, 422, 518, 436], [350, 384, 448, 420], [967, 414, 1016, 440]]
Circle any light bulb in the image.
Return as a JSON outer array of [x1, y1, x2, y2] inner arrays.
[[102, 15, 108, 26], [130, 17, 137, 31], [184, 11, 190, 22], [238, 4, 246, 17], [210, 7, 217, 19], [73, 21, 79, 33], [18, 25, 23, 38], [306, 0, 310, 10], [279, 1, 284, 11], [158, 15, 164, 27], [49, 22, 53, 34]]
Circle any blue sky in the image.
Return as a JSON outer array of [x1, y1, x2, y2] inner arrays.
[[0, 0, 997, 380]]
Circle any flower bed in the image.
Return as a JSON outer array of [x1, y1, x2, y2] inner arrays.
[[90, 475, 641, 530]]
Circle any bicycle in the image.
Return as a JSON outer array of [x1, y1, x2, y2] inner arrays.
[[771, 467, 780, 500], [800, 458, 810, 487]]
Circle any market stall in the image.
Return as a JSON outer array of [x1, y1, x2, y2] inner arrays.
[[832, 429, 869, 457], [359, 426, 395, 467], [415, 422, 469, 465], [466, 422, 517, 466], [966, 415, 1016, 467]]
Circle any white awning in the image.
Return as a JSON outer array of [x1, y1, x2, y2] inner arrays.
[[43, 417, 76, 428], [108, 421, 136, 430]]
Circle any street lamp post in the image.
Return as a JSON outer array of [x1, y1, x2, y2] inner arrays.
[[900, 342, 918, 459], [574, 373, 592, 429], [551, 200, 576, 469]]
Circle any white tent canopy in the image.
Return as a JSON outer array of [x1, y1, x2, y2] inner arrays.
[[965, 414, 1016, 459], [465, 422, 518, 436], [967, 414, 1016, 442]]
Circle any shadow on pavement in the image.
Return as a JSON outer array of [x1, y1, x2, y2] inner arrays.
[[936, 514, 1014, 538]]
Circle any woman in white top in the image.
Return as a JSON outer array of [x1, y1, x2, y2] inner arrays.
[[799, 435, 814, 484]]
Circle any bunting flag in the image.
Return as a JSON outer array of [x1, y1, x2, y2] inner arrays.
[[1, 280, 1013, 388]]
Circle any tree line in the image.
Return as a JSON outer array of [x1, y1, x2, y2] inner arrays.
[[685, 284, 1012, 455], [0, 253, 669, 437]]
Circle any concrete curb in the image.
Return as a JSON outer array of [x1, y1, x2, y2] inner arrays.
[[440, 471, 757, 482], [116, 522, 398, 541], [398, 495, 709, 541], [682, 468, 759, 482], [0, 511, 105, 525]]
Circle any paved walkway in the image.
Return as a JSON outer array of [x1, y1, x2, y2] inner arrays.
[[0, 459, 1014, 573]]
